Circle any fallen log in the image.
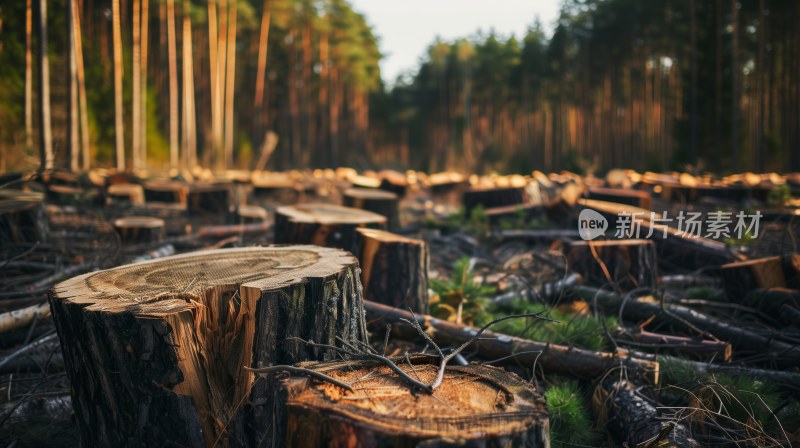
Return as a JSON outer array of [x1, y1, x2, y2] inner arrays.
[[0, 302, 50, 335], [196, 221, 271, 238], [343, 188, 400, 230], [353, 228, 429, 313], [274, 203, 386, 253], [268, 359, 549, 447], [364, 300, 660, 384], [567, 285, 800, 366], [462, 185, 528, 213], [564, 239, 658, 291], [615, 327, 732, 362], [49, 246, 368, 447]]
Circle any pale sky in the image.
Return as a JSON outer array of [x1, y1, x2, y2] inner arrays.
[[348, 0, 562, 86]]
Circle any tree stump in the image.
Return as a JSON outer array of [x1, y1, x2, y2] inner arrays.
[[49, 246, 368, 447], [187, 181, 233, 215], [113, 216, 166, 245], [710, 254, 800, 299], [143, 181, 188, 206], [46, 184, 102, 205], [343, 188, 400, 230], [235, 205, 269, 223], [274, 203, 386, 253], [106, 183, 145, 206], [353, 228, 429, 313], [251, 173, 299, 204], [271, 359, 549, 447], [462, 186, 528, 214], [0, 190, 48, 245], [565, 239, 658, 291], [378, 169, 409, 197]]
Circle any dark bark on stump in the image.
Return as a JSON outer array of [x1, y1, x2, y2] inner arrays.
[[565, 239, 658, 291], [274, 203, 386, 254], [49, 246, 368, 447]]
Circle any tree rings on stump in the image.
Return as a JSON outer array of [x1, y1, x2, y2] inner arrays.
[[113, 216, 166, 245], [354, 228, 429, 313], [274, 359, 549, 447], [49, 246, 368, 447], [274, 203, 386, 253], [343, 188, 400, 230]]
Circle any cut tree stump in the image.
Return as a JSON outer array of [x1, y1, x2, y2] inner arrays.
[[0, 190, 47, 244], [187, 181, 233, 215], [113, 216, 166, 245], [234, 205, 269, 223], [343, 188, 400, 230], [564, 239, 658, 291], [353, 228, 429, 313], [49, 246, 368, 447], [710, 254, 800, 299], [462, 186, 528, 214], [271, 359, 549, 447], [143, 181, 188, 206], [106, 183, 145, 205], [274, 203, 386, 253]]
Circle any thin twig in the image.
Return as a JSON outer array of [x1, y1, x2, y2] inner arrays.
[[245, 365, 353, 392]]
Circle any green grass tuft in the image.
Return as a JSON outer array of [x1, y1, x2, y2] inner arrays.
[[545, 381, 600, 447]]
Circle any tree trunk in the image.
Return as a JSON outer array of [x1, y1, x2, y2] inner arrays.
[[49, 246, 368, 447], [270, 359, 549, 447], [710, 254, 800, 299], [25, 0, 33, 152], [132, 0, 142, 171], [181, 0, 197, 170], [140, 0, 149, 170], [37, 0, 53, 171], [274, 203, 386, 253], [342, 188, 399, 230], [223, 0, 238, 168], [67, 0, 79, 172], [166, 0, 179, 171], [564, 239, 658, 291], [353, 228, 429, 313], [72, 0, 90, 171], [112, 0, 125, 170]]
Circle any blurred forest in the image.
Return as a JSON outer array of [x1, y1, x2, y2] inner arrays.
[[0, 0, 799, 175]]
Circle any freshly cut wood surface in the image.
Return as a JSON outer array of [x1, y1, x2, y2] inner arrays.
[[49, 246, 368, 447], [354, 228, 429, 313], [276, 359, 549, 447], [275, 203, 386, 252]]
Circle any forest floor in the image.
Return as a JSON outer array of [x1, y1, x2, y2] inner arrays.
[[1, 169, 799, 447]]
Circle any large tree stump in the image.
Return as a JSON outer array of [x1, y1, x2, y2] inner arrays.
[[113, 216, 166, 246], [271, 359, 549, 447], [49, 246, 368, 447], [564, 239, 658, 291], [343, 188, 400, 230], [0, 190, 47, 244], [353, 228, 429, 313], [274, 203, 386, 253]]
